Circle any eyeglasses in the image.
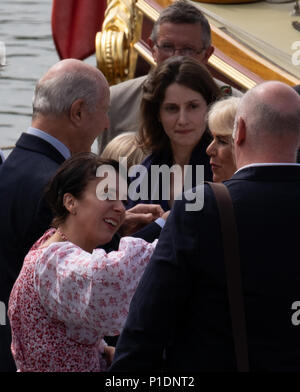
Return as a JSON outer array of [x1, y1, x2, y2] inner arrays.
[[155, 43, 205, 57]]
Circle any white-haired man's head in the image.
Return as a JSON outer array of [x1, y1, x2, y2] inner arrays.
[[31, 59, 110, 154]]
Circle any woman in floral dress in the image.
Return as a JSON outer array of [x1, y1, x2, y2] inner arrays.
[[8, 153, 157, 372]]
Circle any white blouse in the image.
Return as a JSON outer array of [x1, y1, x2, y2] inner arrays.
[[8, 229, 157, 372]]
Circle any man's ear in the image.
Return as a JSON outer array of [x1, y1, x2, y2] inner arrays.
[[202, 45, 214, 65], [148, 37, 157, 63], [235, 117, 246, 146], [70, 99, 84, 125]]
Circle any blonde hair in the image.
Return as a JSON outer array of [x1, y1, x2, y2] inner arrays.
[[208, 97, 241, 137], [101, 132, 146, 168]]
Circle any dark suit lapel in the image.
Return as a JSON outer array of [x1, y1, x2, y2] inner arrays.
[[16, 133, 66, 164]]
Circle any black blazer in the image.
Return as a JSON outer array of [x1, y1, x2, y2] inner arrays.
[[110, 165, 300, 372], [0, 133, 65, 371], [126, 133, 213, 211]]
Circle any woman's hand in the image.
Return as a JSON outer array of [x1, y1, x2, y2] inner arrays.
[[119, 204, 165, 236], [104, 345, 115, 366]]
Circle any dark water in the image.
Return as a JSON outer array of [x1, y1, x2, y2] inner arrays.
[[0, 0, 95, 157]]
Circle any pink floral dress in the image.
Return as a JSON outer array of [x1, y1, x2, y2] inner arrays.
[[8, 229, 156, 372]]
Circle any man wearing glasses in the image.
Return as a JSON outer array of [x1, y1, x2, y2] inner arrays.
[[98, 0, 242, 153]]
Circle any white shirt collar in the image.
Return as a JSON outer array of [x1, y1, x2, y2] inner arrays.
[[235, 162, 300, 174]]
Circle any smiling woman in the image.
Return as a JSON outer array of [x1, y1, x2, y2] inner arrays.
[[45, 153, 125, 253], [8, 152, 157, 372]]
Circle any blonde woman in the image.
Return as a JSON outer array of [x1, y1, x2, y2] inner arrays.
[[101, 132, 146, 169], [206, 96, 241, 182]]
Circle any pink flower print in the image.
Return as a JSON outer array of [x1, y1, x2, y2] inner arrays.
[[111, 282, 121, 291], [66, 291, 73, 302], [109, 297, 117, 306], [99, 299, 107, 307], [99, 312, 108, 322], [101, 279, 109, 287], [131, 265, 137, 274], [78, 280, 84, 290]]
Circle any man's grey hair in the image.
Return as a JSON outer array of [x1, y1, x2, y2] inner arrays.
[[32, 69, 103, 118], [150, 0, 211, 48]]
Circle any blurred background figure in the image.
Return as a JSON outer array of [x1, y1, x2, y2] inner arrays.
[[101, 132, 146, 168], [206, 97, 241, 182]]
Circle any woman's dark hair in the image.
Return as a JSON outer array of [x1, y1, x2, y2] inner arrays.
[[44, 152, 120, 227], [138, 56, 221, 153]]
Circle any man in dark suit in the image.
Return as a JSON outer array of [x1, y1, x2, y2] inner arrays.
[[110, 81, 300, 371], [0, 58, 111, 371]]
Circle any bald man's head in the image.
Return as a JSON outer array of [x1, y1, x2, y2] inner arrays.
[[236, 81, 300, 136], [33, 59, 109, 119], [234, 81, 300, 166]]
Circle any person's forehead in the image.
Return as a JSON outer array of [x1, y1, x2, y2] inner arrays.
[[163, 83, 204, 102], [157, 22, 203, 42]]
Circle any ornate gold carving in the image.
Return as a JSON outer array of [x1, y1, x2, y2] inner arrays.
[[135, 0, 159, 22], [96, 0, 143, 85]]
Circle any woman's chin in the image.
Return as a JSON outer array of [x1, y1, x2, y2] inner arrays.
[[98, 232, 116, 247]]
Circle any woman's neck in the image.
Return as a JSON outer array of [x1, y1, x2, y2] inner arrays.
[[57, 223, 94, 253], [172, 146, 193, 169]]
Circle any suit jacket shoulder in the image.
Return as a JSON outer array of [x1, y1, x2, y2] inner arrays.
[[0, 133, 65, 281]]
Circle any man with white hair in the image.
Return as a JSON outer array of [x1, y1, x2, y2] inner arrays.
[[0, 58, 111, 371], [110, 81, 300, 371]]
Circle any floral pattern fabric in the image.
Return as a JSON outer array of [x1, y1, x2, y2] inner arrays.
[[8, 229, 156, 372]]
